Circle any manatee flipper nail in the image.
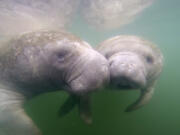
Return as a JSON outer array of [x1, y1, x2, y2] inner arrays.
[[78, 95, 92, 124], [59, 95, 79, 117], [126, 85, 155, 112]]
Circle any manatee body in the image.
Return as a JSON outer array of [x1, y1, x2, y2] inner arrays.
[[0, 0, 81, 39], [97, 35, 163, 111], [80, 0, 154, 30], [0, 30, 109, 135]]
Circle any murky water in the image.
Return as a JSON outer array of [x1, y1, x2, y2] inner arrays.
[[25, 0, 180, 135]]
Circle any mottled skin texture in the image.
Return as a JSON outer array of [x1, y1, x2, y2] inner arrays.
[[0, 30, 109, 135], [97, 35, 163, 111]]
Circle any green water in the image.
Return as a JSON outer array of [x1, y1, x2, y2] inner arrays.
[[25, 0, 180, 135]]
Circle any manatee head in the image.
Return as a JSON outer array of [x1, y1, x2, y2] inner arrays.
[[97, 35, 163, 111], [31, 31, 110, 95]]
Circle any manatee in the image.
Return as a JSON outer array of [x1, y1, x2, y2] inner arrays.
[[80, 0, 154, 30], [0, 0, 110, 133], [0, 30, 109, 135], [0, 0, 81, 39], [97, 35, 163, 111]]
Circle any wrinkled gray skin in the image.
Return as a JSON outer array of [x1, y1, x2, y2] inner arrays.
[[0, 30, 109, 135], [97, 35, 163, 111]]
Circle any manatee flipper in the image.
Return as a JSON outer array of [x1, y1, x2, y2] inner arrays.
[[125, 84, 155, 112], [0, 89, 41, 135], [58, 95, 79, 117], [59, 94, 92, 124], [78, 94, 92, 124]]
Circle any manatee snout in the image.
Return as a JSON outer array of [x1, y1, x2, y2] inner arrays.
[[109, 52, 146, 89], [59, 48, 110, 123], [68, 50, 110, 95], [39, 32, 109, 95]]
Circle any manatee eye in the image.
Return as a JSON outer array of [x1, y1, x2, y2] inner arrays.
[[146, 55, 154, 64], [57, 51, 67, 58], [56, 50, 69, 62]]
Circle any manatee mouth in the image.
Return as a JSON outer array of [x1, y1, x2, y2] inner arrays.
[[111, 76, 144, 89]]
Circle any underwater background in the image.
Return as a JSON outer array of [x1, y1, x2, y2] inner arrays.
[[24, 0, 180, 135]]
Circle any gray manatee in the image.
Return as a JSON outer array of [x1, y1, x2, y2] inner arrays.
[[80, 0, 154, 30], [97, 35, 163, 111], [0, 0, 80, 39], [0, 0, 110, 134], [0, 30, 109, 135]]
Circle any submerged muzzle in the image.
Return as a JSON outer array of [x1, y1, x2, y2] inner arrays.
[[109, 52, 147, 89]]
